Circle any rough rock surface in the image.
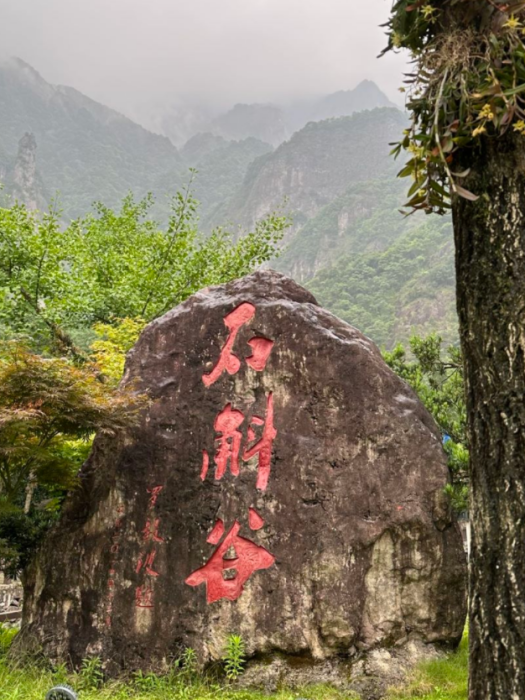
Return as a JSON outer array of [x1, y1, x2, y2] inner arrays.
[[20, 270, 467, 683]]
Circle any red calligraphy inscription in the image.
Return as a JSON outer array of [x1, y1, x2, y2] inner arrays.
[[203, 303, 256, 387], [246, 337, 274, 371], [200, 394, 276, 490], [248, 508, 265, 530], [136, 550, 160, 577], [135, 582, 154, 609], [200, 450, 210, 481], [135, 485, 165, 609], [207, 519, 225, 545], [185, 521, 275, 603], [142, 518, 164, 543], [243, 392, 277, 492], [214, 404, 244, 479], [147, 486, 164, 508]]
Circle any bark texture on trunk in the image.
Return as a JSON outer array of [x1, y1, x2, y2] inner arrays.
[[453, 133, 525, 700]]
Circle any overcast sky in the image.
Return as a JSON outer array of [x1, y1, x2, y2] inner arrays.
[[0, 0, 407, 115]]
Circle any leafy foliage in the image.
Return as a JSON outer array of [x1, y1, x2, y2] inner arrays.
[[384, 0, 525, 212], [0, 186, 288, 354], [308, 210, 456, 348], [0, 509, 60, 578], [90, 318, 146, 385], [222, 635, 246, 681], [0, 341, 147, 573], [78, 657, 104, 691], [384, 334, 468, 511]]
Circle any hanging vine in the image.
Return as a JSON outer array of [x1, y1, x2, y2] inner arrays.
[[383, 0, 525, 213]]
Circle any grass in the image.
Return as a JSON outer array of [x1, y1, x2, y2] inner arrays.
[[387, 631, 468, 700], [0, 625, 467, 700]]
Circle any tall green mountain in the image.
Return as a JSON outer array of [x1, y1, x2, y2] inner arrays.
[[226, 108, 407, 238], [306, 80, 398, 124], [0, 58, 276, 225], [0, 57, 185, 219]]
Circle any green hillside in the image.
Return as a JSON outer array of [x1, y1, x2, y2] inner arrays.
[[275, 178, 413, 281], [307, 210, 456, 348]]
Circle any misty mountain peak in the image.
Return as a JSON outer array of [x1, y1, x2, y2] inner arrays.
[[310, 81, 396, 123], [212, 103, 289, 146]]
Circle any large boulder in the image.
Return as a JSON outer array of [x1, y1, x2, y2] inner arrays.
[[20, 270, 466, 679]]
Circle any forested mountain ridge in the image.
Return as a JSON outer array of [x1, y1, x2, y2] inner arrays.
[[132, 79, 397, 147], [226, 108, 407, 238], [0, 57, 457, 347], [0, 57, 186, 219], [307, 79, 397, 124]]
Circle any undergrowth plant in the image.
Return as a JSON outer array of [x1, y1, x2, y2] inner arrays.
[[78, 656, 104, 690], [223, 635, 246, 681]]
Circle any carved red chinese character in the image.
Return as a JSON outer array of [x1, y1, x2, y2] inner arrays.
[[246, 337, 274, 371], [203, 303, 256, 387], [147, 485, 164, 508], [142, 518, 164, 543], [201, 403, 245, 481], [203, 303, 274, 386], [185, 521, 275, 603], [248, 507, 265, 530], [243, 392, 277, 491], [135, 550, 160, 577], [135, 582, 154, 609]]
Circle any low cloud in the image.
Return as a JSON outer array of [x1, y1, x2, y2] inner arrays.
[[0, 0, 407, 114]]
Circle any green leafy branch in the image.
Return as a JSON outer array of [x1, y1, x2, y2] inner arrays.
[[384, 0, 525, 213]]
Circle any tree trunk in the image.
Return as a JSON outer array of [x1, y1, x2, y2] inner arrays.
[[24, 471, 36, 514], [453, 132, 525, 699]]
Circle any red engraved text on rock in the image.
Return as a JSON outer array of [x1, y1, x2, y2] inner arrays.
[[243, 392, 277, 492], [248, 508, 265, 530], [246, 337, 274, 371], [135, 485, 165, 609], [185, 521, 275, 604], [200, 394, 276, 491], [190, 302, 277, 604], [203, 303, 256, 387], [135, 581, 154, 609], [207, 519, 225, 545], [213, 403, 244, 479]]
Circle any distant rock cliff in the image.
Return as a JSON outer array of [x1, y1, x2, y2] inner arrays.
[[0, 132, 47, 210], [11, 133, 47, 210], [226, 108, 407, 238]]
